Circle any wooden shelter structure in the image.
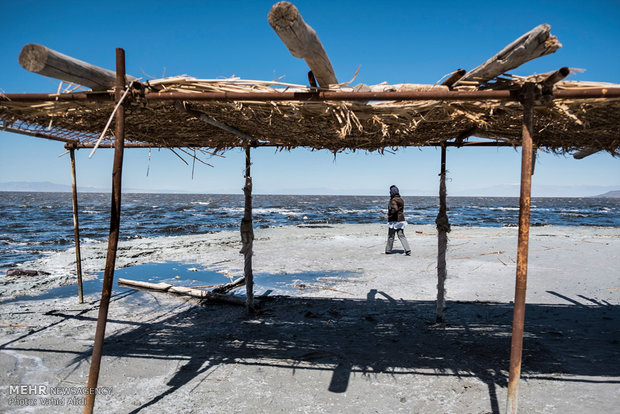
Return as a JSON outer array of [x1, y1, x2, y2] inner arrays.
[[1, 2, 619, 413]]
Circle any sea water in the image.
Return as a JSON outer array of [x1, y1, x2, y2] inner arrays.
[[1, 192, 618, 273]]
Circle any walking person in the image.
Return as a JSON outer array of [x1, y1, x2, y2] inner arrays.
[[385, 185, 411, 255]]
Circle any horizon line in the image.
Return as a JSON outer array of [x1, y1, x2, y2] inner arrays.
[[1, 189, 618, 199]]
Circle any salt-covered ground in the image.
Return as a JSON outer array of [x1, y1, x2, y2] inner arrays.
[[1, 224, 619, 413]]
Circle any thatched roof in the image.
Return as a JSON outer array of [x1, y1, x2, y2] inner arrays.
[[1, 75, 620, 154]]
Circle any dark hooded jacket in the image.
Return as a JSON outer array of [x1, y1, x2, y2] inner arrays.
[[388, 185, 406, 222]]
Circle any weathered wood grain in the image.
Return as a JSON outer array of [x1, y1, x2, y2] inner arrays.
[[19, 43, 137, 90], [118, 278, 247, 305], [268, 1, 338, 88], [456, 24, 561, 85]]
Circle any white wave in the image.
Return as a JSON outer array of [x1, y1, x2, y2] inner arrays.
[[561, 213, 589, 218], [6, 241, 29, 246], [221, 207, 305, 216], [337, 208, 370, 214], [254, 208, 305, 216], [220, 207, 244, 213]]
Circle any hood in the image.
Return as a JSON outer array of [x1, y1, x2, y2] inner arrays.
[[389, 185, 400, 197]]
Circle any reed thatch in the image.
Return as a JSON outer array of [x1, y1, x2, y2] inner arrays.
[[1, 75, 619, 154]]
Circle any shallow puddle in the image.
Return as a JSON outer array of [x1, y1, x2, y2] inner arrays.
[[5, 262, 361, 303]]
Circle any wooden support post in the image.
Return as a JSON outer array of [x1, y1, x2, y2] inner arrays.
[[240, 146, 255, 313], [69, 148, 84, 304], [506, 83, 536, 414], [435, 145, 450, 323], [268, 1, 338, 88], [84, 48, 127, 414]]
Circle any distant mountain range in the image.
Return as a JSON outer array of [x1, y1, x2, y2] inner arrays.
[[0, 181, 103, 193], [1, 181, 619, 197], [0, 181, 186, 194], [596, 190, 620, 198], [451, 184, 620, 198]]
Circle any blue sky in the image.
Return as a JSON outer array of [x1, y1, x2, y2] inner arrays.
[[1, 0, 619, 196]]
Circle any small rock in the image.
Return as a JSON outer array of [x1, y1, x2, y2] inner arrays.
[[6, 268, 50, 277]]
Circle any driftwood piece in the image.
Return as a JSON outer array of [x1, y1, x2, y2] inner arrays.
[[441, 69, 467, 89], [268, 1, 338, 88], [118, 278, 246, 305], [212, 276, 246, 294], [352, 83, 449, 93], [456, 24, 561, 86], [573, 147, 601, 159], [18, 43, 138, 90]]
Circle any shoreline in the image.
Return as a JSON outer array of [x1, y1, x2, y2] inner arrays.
[[2, 223, 619, 303], [0, 223, 618, 413]]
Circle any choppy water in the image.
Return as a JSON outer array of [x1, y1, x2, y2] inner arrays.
[[1, 192, 618, 273]]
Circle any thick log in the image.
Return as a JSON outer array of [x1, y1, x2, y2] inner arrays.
[[456, 24, 561, 85], [268, 1, 338, 88], [18, 44, 137, 90], [117, 278, 247, 305]]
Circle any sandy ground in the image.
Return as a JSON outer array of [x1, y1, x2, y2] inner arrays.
[[0, 224, 619, 413]]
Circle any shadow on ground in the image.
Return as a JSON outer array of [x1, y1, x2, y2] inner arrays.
[[10, 290, 620, 413]]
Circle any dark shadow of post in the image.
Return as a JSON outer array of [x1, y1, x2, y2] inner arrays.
[[7, 289, 614, 413]]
